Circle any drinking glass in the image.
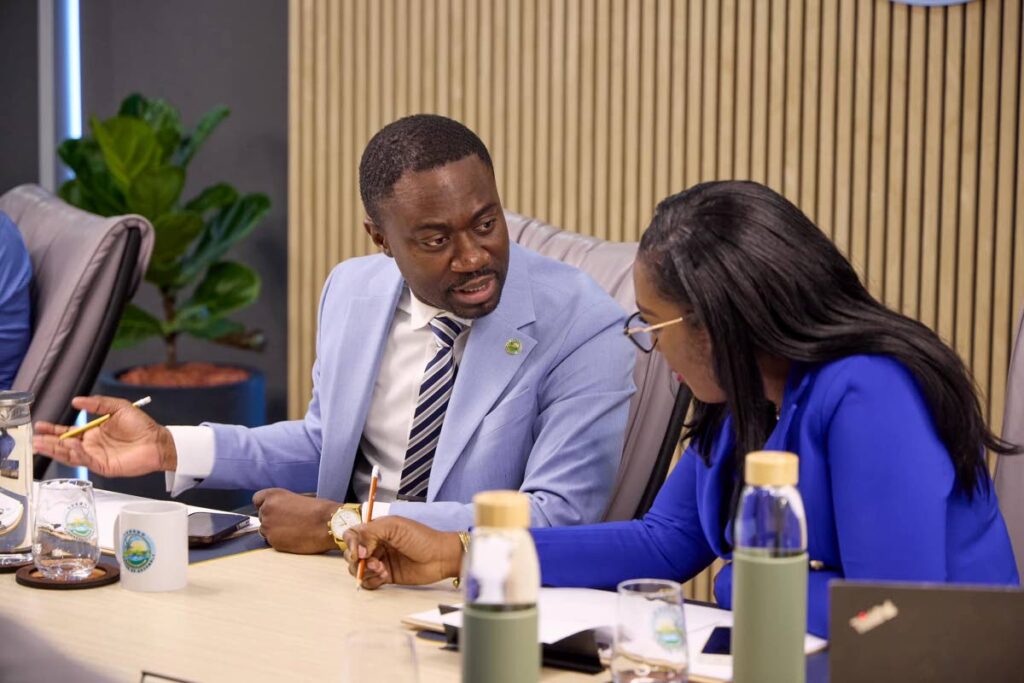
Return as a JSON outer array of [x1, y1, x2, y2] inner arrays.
[[611, 579, 689, 683], [0, 390, 34, 567], [32, 479, 101, 581], [341, 628, 420, 682]]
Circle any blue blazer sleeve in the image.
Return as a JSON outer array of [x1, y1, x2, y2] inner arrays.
[[532, 447, 717, 588], [0, 213, 31, 390]]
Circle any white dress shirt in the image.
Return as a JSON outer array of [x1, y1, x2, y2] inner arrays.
[[166, 287, 471, 515]]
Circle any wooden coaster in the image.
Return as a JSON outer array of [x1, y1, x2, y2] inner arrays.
[[0, 559, 33, 574], [15, 561, 119, 590]]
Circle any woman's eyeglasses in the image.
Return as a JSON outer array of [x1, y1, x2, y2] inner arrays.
[[623, 311, 685, 353]]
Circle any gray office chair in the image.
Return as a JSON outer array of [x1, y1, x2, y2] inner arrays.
[[0, 184, 154, 477], [996, 306, 1024, 576], [506, 211, 689, 521]]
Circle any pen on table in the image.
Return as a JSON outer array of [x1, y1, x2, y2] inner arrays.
[[356, 464, 380, 589], [58, 396, 152, 440]]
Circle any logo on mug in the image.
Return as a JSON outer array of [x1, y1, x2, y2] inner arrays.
[[121, 529, 155, 572], [652, 605, 686, 651], [64, 502, 96, 540]]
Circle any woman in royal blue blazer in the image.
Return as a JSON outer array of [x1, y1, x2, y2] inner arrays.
[[342, 181, 1020, 637]]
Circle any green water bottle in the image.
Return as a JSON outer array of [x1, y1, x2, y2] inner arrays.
[[732, 450, 808, 683], [461, 490, 540, 683]]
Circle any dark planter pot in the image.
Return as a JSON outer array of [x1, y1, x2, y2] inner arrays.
[[85, 365, 266, 511]]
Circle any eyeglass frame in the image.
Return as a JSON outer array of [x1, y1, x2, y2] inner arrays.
[[622, 310, 685, 353]]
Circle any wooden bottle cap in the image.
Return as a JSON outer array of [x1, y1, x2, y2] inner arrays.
[[473, 490, 530, 528], [745, 450, 799, 487]]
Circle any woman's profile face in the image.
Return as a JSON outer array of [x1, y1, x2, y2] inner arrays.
[[633, 260, 726, 404]]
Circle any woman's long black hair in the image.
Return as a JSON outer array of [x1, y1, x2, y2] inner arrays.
[[638, 180, 1018, 500]]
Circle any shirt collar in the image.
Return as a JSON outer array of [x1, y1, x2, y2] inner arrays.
[[400, 286, 473, 331]]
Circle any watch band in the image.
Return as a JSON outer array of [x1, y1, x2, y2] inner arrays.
[[452, 531, 471, 589]]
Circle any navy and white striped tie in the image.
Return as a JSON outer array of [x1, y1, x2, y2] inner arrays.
[[398, 314, 466, 501]]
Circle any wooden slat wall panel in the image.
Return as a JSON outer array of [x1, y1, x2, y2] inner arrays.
[[290, 0, 1024, 602]]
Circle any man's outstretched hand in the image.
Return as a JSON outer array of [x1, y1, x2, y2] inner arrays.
[[32, 395, 176, 477]]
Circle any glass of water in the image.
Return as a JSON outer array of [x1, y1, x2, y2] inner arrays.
[[33, 479, 101, 581], [611, 579, 689, 683]]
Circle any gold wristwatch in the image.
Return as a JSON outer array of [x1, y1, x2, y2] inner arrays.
[[328, 503, 363, 552]]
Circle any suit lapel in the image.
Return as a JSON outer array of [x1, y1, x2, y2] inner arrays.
[[316, 261, 403, 500], [428, 246, 537, 498]]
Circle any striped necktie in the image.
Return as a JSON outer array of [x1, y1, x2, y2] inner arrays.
[[398, 313, 467, 501]]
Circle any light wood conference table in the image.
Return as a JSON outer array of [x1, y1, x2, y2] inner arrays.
[[0, 547, 604, 682]]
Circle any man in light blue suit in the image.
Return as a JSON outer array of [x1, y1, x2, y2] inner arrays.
[[36, 115, 635, 552]]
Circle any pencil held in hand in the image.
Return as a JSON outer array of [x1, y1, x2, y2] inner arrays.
[[58, 396, 152, 440], [356, 465, 380, 585]]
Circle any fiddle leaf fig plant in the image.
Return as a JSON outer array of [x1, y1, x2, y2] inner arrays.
[[58, 93, 269, 367]]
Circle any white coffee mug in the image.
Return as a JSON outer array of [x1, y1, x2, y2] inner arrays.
[[114, 501, 188, 591]]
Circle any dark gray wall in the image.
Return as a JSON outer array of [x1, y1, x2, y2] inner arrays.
[[0, 0, 39, 192], [80, 0, 289, 422]]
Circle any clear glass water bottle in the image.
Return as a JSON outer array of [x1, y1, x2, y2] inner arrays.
[[0, 391, 34, 567], [731, 450, 808, 683], [461, 490, 540, 683]]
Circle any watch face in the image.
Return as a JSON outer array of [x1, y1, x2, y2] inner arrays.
[[330, 508, 362, 538]]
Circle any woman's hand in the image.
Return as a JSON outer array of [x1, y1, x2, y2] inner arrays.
[[343, 516, 464, 589]]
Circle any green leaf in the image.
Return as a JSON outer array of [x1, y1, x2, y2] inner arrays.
[[178, 261, 260, 323], [58, 137, 102, 178], [145, 260, 184, 289], [180, 317, 244, 339], [58, 179, 98, 214], [119, 94, 184, 161], [177, 193, 270, 285], [175, 105, 230, 167], [57, 137, 126, 215], [112, 304, 165, 349], [149, 211, 205, 270], [91, 116, 163, 192], [117, 93, 148, 118], [210, 326, 266, 351], [184, 183, 238, 215], [146, 211, 205, 289], [176, 317, 266, 351], [126, 166, 185, 221]]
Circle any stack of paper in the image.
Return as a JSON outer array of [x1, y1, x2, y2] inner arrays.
[[402, 586, 827, 682]]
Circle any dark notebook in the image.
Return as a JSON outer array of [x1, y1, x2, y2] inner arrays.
[[829, 580, 1024, 683]]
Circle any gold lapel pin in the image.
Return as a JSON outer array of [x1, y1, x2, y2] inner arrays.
[[505, 338, 523, 355]]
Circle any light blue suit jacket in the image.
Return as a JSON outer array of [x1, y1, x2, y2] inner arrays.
[[201, 244, 636, 530]]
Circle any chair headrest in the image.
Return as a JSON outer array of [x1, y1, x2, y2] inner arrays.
[[505, 210, 638, 310], [0, 184, 154, 423]]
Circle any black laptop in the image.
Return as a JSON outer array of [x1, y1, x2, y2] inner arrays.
[[829, 581, 1024, 683]]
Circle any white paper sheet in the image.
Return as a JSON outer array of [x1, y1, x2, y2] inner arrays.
[[402, 586, 827, 682]]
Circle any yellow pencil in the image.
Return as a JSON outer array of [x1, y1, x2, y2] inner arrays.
[[58, 396, 152, 440]]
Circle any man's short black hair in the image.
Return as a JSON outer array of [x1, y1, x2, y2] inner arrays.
[[359, 114, 494, 222]]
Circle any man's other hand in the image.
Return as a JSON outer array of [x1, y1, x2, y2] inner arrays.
[[252, 488, 338, 554]]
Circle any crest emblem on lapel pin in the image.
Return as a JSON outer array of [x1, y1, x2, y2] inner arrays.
[[505, 338, 523, 355]]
